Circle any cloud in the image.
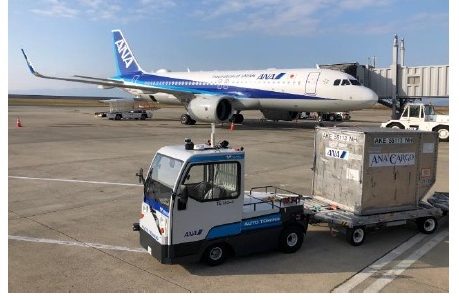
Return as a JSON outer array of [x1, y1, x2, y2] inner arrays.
[[30, 0, 79, 18], [29, 0, 177, 22], [194, 0, 395, 38], [27, 0, 447, 38], [338, 12, 448, 36]]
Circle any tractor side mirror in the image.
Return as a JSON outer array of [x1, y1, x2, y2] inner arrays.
[[136, 168, 145, 185], [177, 185, 188, 211]]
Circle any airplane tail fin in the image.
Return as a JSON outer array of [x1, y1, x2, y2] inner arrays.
[[112, 30, 144, 76]]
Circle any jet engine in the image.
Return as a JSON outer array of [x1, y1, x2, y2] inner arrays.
[[261, 110, 299, 121], [187, 96, 233, 123]]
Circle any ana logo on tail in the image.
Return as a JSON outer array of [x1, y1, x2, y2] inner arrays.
[[115, 39, 134, 69]]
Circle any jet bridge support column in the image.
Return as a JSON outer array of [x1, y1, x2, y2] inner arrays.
[[391, 34, 399, 119]]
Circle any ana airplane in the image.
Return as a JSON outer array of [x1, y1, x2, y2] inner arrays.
[[22, 29, 378, 125]]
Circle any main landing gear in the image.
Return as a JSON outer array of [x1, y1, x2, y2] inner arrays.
[[180, 114, 196, 125], [180, 113, 245, 125]]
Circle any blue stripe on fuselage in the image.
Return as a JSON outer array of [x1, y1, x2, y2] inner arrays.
[[111, 73, 327, 100]]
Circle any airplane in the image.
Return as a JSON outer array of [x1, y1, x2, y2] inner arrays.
[[21, 29, 378, 125]]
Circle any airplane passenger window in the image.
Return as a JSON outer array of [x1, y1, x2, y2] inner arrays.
[[341, 79, 350, 86], [333, 79, 341, 86], [350, 80, 361, 86]]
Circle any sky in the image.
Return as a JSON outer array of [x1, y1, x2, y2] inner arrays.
[[7, 0, 450, 96]]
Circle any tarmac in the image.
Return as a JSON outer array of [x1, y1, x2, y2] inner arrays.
[[8, 105, 449, 292]]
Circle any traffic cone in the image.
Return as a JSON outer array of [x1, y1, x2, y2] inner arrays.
[[16, 117, 23, 128], [229, 122, 235, 131]]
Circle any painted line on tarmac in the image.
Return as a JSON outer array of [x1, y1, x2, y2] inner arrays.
[[332, 233, 426, 292], [332, 228, 448, 293], [9, 235, 146, 253], [363, 229, 448, 293], [9, 176, 142, 187]]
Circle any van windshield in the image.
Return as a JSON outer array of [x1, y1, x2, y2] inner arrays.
[[144, 154, 183, 207]]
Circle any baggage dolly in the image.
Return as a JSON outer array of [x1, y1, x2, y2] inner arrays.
[[303, 193, 448, 246]]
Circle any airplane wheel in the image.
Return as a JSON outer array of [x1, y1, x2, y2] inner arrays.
[[181, 114, 194, 125]]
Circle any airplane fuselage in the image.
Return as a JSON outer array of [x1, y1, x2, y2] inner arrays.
[[22, 29, 379, 124], [119, 68, 378, 112]]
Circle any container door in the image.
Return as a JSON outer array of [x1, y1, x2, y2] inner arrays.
[[305, 72, 320, 94]]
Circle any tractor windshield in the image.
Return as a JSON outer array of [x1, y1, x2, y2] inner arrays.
[[144, 154, 183, 207]]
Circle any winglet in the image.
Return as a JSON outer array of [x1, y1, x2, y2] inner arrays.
[[21, 49, 41, 76]]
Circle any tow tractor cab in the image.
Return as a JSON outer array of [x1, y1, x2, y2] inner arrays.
[[381, 103, 449, 142], [135, 139, 307, 266]]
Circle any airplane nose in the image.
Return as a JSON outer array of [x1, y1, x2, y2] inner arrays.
[[368, 88, 378, 102], [359, 87, 378, 103]]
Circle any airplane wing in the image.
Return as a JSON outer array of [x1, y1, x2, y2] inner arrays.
[[73, 75, 124, 82], [21, 49, 195, 101]]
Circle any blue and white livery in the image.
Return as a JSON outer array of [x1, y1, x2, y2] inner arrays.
[[22, 29, 378, 125]]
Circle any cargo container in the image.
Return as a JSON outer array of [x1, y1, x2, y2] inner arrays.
[[312, 127, 438, 215]]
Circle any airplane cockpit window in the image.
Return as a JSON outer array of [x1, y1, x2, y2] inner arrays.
[[333, 79, 341, 86], [341, 79, 351, 86], [350, 80, 361, 86]]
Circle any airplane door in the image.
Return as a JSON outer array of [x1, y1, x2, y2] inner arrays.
[[305, 72, 320, 94]]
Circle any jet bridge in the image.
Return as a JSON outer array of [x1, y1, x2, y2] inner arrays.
[[320, 35, 449, 118]]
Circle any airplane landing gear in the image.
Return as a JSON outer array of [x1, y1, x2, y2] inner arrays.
[[181, 114, 196, 125]]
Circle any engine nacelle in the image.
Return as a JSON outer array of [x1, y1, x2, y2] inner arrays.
[[261, 110, 299, 121], [188, 97, 233, 122]]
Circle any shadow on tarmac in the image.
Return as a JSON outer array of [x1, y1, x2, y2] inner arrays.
[[179, 220, 449, 276]]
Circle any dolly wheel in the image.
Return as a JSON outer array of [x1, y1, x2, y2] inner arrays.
[[346, 227, 366, 246], [416, 217, 437, 234], [203, 243, 227, 266]]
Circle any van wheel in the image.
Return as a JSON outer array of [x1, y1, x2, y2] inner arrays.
[[434, 126, 449, 142], [279, 226, 303, 253], [388, 123, 404, 129], [416, 217, 437, 234], [203, 243, 227, 266], [346, 227, 366, 246]]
